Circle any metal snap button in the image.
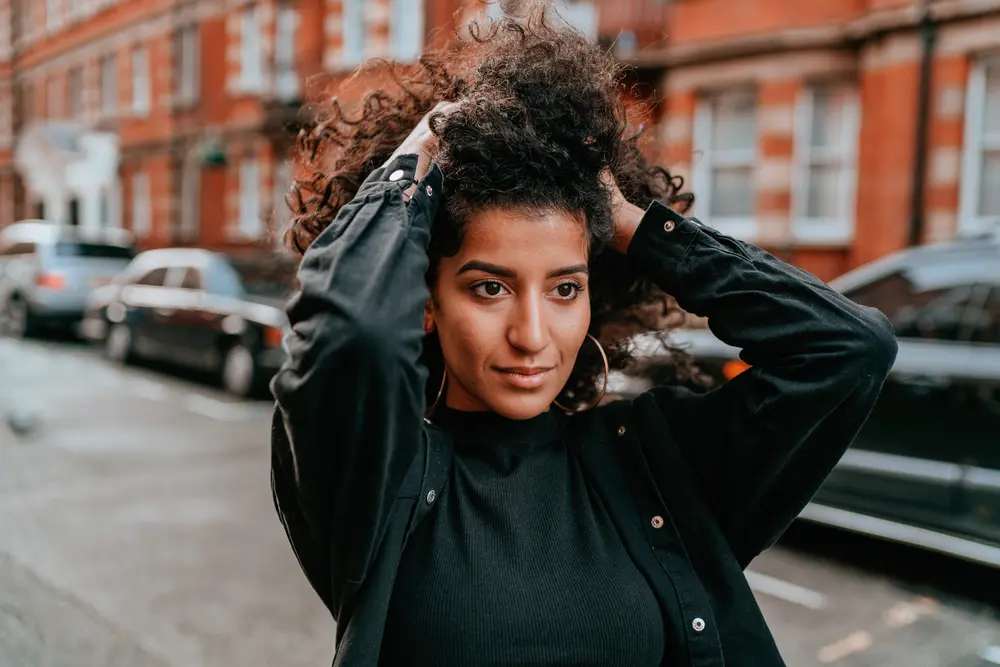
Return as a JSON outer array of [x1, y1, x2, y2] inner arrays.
[[388, 169, 405, 182], [651, 515, 664, 529], [663, 219, 676, 233], [692, 617, 706, 632], [426, 489, 437, 505], [617, 426, 626, 436], [425, 185, 434, 196]]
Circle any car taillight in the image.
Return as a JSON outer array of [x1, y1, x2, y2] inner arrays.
[[263, 326, 284, 348], [36, 273, 65, 290], [722, 359, 751, 380]]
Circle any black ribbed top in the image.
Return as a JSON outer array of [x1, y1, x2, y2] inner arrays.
[[378, 406, 665, 666]]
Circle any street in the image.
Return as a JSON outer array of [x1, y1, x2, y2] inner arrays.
[[1, 337, 998, 667]]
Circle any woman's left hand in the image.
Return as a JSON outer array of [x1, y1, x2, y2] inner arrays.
[[602, 171, 646, 255]]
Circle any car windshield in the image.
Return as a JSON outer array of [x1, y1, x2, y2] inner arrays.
[[53, 242, 135, 260], [225, 254, 298, 300]]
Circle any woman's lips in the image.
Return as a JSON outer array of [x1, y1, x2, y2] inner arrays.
[[495, 367, 553, 389]]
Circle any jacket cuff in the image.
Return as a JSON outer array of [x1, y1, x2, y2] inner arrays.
[[626, 200, 702, 291]]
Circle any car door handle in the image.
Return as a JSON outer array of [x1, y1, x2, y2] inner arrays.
[[155, 308, 175, 317]]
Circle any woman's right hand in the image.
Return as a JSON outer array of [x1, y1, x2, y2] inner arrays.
[[389, 101, 458, 199]]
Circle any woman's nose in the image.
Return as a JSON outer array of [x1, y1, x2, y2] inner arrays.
[[507, 295, 550, 354]]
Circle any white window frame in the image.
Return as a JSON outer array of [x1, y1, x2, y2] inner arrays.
[[131, 171, 152, 239], [238, 158, 263, 237], [100, 52, 117, 117], [341, 0, 366, 67], [131, 46, 150, 116], [692, 90, 758, 239], [791, 83, 860, 245], [959, 55, 1000, 237], [274, 5, 300, 101], [239, 5, 263, 92], [176, 24, 199, 105], [388, 0, 424, 63]]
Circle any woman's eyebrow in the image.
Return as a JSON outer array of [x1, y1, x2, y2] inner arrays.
[[457, 260, 516, 278], [548, 264, 589, 278], [456, 261, 589, 279]]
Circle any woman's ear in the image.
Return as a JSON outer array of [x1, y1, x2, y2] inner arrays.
[[423, 298, 436, 334]]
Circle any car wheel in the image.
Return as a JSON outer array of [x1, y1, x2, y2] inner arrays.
[[105, 323, 135, 364], [2, 298, 34, 339], [221, 343, 258, 398]]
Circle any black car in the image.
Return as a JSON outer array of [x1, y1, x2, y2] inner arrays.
[[81, 248, 298, 397], [612, 235, 1000, 567]]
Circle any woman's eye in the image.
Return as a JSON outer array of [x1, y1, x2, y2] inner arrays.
[[555, 283, 581, 299], [473, 281, 507, 298]]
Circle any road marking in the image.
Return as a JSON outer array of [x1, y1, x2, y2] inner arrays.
[[132, 379, 170, 402], [883, 596, 938, 628], [981, 646, 1000, 665], [817, 630, 873, 663], [744, 570, 828, 610], [183, 394, 248, 422]]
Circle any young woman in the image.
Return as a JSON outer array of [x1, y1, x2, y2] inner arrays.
[[270, 9, 897, 667]]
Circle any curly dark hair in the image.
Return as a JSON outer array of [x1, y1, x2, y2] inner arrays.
[[286, 2, 707, 409]]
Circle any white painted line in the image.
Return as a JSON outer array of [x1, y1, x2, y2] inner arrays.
[[817, 631, 872, 663], [981, 646, 1000, 665], [744, 570, 828, 610], [183, 394, 248, 422], [131, 379, 170, 402]]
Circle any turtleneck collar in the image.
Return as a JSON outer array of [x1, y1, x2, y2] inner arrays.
[[429, 404, 566, 457]]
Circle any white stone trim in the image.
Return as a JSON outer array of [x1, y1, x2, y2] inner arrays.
[[666, 51, 856, 93]]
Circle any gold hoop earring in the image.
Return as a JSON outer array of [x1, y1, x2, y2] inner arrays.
[[553, 334, 608, 414], [427, 369, 447, 416]]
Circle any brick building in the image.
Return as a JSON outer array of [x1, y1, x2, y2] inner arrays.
[[1, 0, 998, 281], [637, 0, 1000, 280]]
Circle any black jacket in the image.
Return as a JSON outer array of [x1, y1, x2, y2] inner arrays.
[[270, 153, 898, 667]]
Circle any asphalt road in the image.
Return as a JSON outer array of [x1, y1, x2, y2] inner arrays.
[[1, 336, 998, 667]]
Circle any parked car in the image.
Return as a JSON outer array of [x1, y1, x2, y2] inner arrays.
[[612, 234, 1000, 568], [80, 247, 298, 397], [0, 220, 136, 337]]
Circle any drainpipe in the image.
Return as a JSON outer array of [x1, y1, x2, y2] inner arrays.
[[908, 0, 936, 247]]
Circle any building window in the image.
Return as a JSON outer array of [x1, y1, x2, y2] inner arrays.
[[131, 170, 152, 239], [239, 6, 263, 92], [275, 5, 300, 101], [389, 0, 424, 62], [20, 81, 34, 124], [693, 90, 758, 237], [960, 57, 1000, 236], [179, 161, 200, 241], [100, 53, 117, 116], [239, 158, 262, 236], [174, 24, 199, 105], [46, 0, 60, 32], [68, 65, 83, 117], [46, 74, 63, 118], [792, 83, 860, 244], [272, 158, 292, 246], [131, 46, 150, 116], [341, 0, 366, 66]]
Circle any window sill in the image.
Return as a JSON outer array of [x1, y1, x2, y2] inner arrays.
[[790, 220, 855, 247]]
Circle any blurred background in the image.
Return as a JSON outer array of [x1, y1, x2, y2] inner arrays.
[[0, 0, 999, 665]]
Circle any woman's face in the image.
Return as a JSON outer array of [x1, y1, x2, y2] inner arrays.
[[428, 208, 592, 420]]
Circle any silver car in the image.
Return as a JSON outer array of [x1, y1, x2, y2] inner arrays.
[[0, 220, 136, 337]]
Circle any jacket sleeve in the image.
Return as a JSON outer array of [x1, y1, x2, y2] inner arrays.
[[270, 154, 440, 598], [628, 201, 898, 568]]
